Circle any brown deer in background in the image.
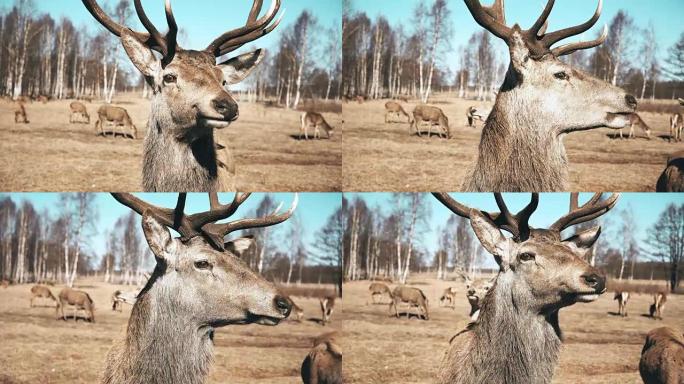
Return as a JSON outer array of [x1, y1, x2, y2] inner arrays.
[[670, 98, 684, 142], [410, 105, 450, 139], [639, 327, 684, 384], [619, 113, 651, 140], [466, 106, 491, 128], [96, 105, 137, 139], [30, 285, 57, 307], [104, 192, 296, 384], [614, 291, 630, 317], [384, 101, 410, 123], [650, 291, 667, 320], [434, 192, 616, 384], [463, 0, 637, 191], [57, 287, 95, 322], [301, 331, 342, 384], [368, 282, 391, 304], [69, 101, 90, 124], [320, 295, 336, 325], [656, 151, 684, 192], [83, 0, 282, 192], [300, 112, 335, 140], [14, 102, 28, 124], [389, 285, 429, 320], [439, 287, 458, 309]]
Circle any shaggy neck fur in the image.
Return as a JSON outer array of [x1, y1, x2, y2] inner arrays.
[[441, 273, 562, 384], [466, 69, 568, 192], [102, 279, 214, 384], [142, 99, 220, 192]]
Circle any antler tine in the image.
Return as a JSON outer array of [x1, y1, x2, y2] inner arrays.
[[82, 0, 150, 43], [432, 193, 473, 219], [134, 0, 166, 53], [200, 194, 298, 250], [516, 193, 539, 240], [164, 0, 179, 65], [190, 192, 252, 230], [528, 0, 554, 37], [550, 193, 619, 232], [463, 0, 512, 42], [551, 25, 607, 57], [493, 193, 520, 237], [205, 0, 282, 57], [111, 193, 199, 239], [215, 12, 285, 56], [541, 0, 603, 50]]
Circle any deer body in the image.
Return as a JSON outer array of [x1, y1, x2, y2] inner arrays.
[[30, 285, 56, 307], [96, 106, 137, 139], [656, 151, 684, 192], [70, 101, 90, 124], [57, 287, 95, 322], [368, 282, 391, 304], [14, 103, 28, 124], [411, 105, 450, 139], [466, 106, 490, 128], [320, 296, 335, 325], [300, 112, 334, 140], [650, 292, 667, 320], [620, 113, 651, 139], [301, 332, 342, 384], [614, 291, 630, 317], [439, 287, 457, 309], [639, 327, 684, 384], [389, 285, 429, 320], [384, 101, 410, 123], [670, 99, 683, 142]]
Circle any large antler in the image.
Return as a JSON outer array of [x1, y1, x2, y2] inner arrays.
[[464, 0, 606, 57], [82, 0, 178, 66], [112, 192, 297, 251], [549, 193, 619, 233], [432, 193, 539, 241], [205, 0, 284, 58]]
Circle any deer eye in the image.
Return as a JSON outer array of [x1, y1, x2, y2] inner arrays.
[[554, 71, 569, 81], [194, 260, 212, 270], [163, 74, 177, 84], [519, 252, 536, 262], [222, 80, 228, 87]]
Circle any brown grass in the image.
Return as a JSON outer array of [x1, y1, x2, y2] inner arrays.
[[607, 279, 671, 295], [637, 99, 683, 115], [0, 279, 341, 384], [278, 284, 338, 299], [341, 277, 683, 384], [342, 97, 684, 191], [0, 95, 342, 192]]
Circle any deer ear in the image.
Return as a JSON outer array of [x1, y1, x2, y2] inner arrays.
[[142, 214, 174, 261], [469, 210, 511, 269], [219, 49, 266, 85], [121, 29, 160, 79], [508, 28, 531, 74], [563, 226, 601, 254], [225, 236, 255, 256]]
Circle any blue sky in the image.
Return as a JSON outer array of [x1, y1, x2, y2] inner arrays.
[[346, 193, 684, 268], [2, 192, 341, 264], [349, 0, 683, 76]]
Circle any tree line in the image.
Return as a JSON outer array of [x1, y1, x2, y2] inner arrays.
[[342, 0, 684, 101], [343, 195, 684, 293]]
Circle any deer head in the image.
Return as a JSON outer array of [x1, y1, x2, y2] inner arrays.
[[465, 0, 637, 134], [83, 0, 282, 139], [434, 192, 617, 314], [112, 192, 297, 326]]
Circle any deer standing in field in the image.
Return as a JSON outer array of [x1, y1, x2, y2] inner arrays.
[[650, 291, 667, 320], [320, 295, 335, 325], [389, 285, 429, 320], [384, 101, 410, 123], [439, 287, 458, 309], [57, 287, 96, 322], [670, 98, 684, 142], [104, 192, 296, 384], [368, 282, 391, 304], [656, 151, 684, 192], [614, 291, 630, 317], [639, 327, 684, 384], [619, 113, 651, 139], [70, 101, 91, 124], [289, 298, 304, 322], [96, 105, 137, 139], [300, 112, 334, 140], [30, 285, 57, 307], [83, 0, 282, 192], [433, 192, 615, 384], [466, 106, 491, 128], [463, 0, 637, 191], [14, 102, 28, 124], [411, 105, 450, 139], [301, 331, 342, 384]]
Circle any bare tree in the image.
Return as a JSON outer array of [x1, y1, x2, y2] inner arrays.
[[421, 0, 451, 103], [646, 203, 684, 293], [665, 31, 684, 82], [606, 10, 636, 86], [639, 23, 658, 100]]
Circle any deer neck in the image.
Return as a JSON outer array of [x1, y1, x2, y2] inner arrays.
[[470, 273, 562, 384], [468, 84, 569, 192], [112, 285, 214, 384], [142, 101, 220, 192]]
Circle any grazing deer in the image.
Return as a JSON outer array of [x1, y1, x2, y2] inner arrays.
[[368, 282, 391, 304], [466, 106, 491, 128], [619, 113, 651, 139], [320, 295, 335, 325], [14, 102, 28, 124], [70, 101, 91, 124], [289, 298, 304, 322], [433, 192, 615, 384], [656, 151, 684, 192], [384, 101, 410, 123], [104, 192, 295, 384], [301, 331, 342, 384], [650, 292, 667, 320], [439, 287, 458, 309], [96, 105, 137, 139], [57, 287, 95, 322], [300, 112, 334, 140], [410, 105, 450, 139], [111, 290, 137, 312], [83, 0, 282, 192], [614, 291, 630, 317], [389, 285, 429, 320], [30, 285, 57, 307], [463, 0, 637, 191], [639, 327, 684, 384]]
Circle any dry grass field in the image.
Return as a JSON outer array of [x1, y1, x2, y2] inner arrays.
[[0, 96, 342, 192], [342, 96, 684, 191], [341, 277, 683, 384], [0, 279, 341, 384]]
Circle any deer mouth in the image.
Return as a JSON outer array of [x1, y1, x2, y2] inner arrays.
[[567, 287, 606, 303], [198, 117, 232, 129]]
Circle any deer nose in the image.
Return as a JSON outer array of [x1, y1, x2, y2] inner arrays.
[[581, 273, 606, 292], [467, 289, 475, 296], [274, 295, 292, 317], [212, 98, 238, 121], [625, 94, 638, 109]]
